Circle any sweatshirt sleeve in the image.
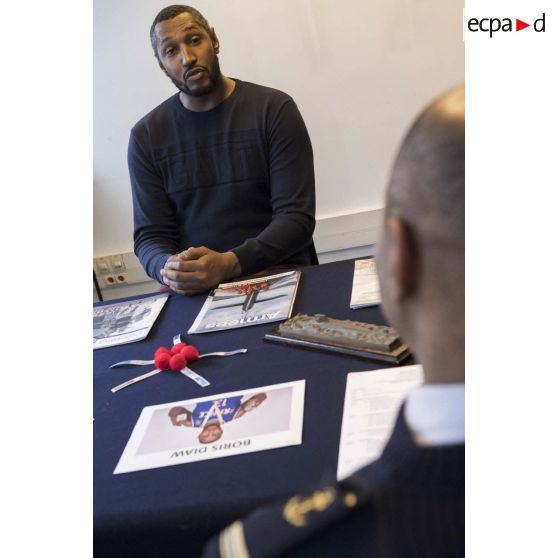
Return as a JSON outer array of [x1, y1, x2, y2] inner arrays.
[[230, 98, 316, 275], [128, 131, 178, 283]]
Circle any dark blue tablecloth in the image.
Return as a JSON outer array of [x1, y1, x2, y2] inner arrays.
[[94, 259, 399, 557]]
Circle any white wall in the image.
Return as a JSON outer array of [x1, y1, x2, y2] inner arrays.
[[94, 0, 464, 257]]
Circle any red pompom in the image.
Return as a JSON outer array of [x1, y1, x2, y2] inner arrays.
[[181, 345, 200, 363], [155, 352, 171, 370], [171, 343, 187, 355], [169, 354, 186, 371], [154, 346, 171, 357]]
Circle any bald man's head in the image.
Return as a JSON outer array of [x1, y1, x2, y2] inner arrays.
[[376, 86, 464, 382], [388, 86, 464, 264]]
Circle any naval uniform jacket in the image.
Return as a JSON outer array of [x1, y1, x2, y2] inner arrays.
[[203, 405, 464, 558]]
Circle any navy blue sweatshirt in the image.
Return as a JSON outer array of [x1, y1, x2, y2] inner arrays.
[[128, 80, 316, 283]]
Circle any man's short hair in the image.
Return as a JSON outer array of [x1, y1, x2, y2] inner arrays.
[[150, 5, 211, 57]]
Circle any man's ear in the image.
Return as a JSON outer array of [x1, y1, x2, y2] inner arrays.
[[210, 27, 220, 53], [386, 216, 418, 300]]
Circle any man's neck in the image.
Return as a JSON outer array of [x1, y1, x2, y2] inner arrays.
[[412, 327, 464, 385], [402, 295, 464, 385], [179, 75, 235, 112]]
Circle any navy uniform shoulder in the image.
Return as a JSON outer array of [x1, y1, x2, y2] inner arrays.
[[202, 483, 362, 558]]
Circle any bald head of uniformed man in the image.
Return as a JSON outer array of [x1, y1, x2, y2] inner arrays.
[[376, 85, 464, 385]]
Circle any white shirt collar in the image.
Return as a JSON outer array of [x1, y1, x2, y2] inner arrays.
[[404, 383, 464, 447]]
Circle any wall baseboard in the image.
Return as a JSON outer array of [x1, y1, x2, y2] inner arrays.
[[314, 208, 383, 254]]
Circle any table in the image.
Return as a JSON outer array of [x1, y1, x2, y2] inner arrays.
[[94, 259, 400, 557]]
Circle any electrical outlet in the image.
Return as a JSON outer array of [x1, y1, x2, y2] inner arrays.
[[115, 272, 128, 284], [94, 251, 153, 288], [103, 274, 117, 287]]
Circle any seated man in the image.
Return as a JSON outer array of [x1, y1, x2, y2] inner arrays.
[[203, 85, 465, 557], [129, 5, 317, 295]]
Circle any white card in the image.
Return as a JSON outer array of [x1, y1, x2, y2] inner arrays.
[[114, 380, 306, 474], [337, 365, 423, 480]]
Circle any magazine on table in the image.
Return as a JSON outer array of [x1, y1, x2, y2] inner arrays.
[[93, 294, 169, 350], [114, 380, 306, 474], [188, 270, 301, 334], [350, 258, 381, 309]]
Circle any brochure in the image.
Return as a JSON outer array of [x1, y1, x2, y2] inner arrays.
[[336, 365, 423, 480], [188, 270, 301, 334], [93, 294, 168, 350], [350, 258, 381, 309], [114, 380, 306, 474]]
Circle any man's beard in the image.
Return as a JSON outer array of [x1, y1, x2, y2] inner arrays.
[[169, 55, 222, 98]]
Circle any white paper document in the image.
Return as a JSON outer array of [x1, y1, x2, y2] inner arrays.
[[114, 380, 305, 474], [350, 258, 381, 309], [336, 365, 423, 481]]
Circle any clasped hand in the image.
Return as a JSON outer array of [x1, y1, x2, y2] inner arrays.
[[160, 246, 241, 296]]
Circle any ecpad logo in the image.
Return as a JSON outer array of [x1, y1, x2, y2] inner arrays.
[[468, 13, 546, 38]]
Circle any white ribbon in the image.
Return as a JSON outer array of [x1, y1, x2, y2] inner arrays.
[[108, 344, 246, 392], [110, 359, 154, 368], [110, 349, 247, 368], [111, 367, 210, 393], [181, 367, 211, 387]]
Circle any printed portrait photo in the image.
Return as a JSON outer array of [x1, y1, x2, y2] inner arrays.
[[114, 380, 305, 473]]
